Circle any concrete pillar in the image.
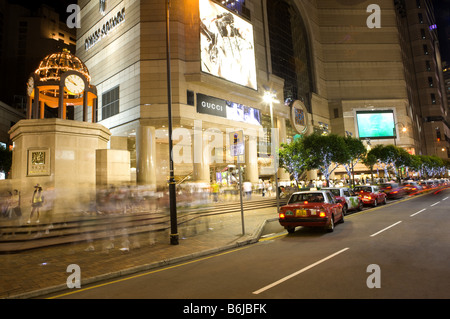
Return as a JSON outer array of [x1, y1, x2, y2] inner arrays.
[[39, 101, 45, 119], [192, 131, 210, 182], [136, 125, 157, 188], [245, 134, 258, 183]]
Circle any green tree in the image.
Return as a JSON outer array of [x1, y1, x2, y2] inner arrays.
[[369, 144, 399, 179], [362, 152, 377, 183], [301, 133, 349, 185], [278, 136, 308, 185], [342, 136, 367, 187], [409, 155, 423, 178], [394, 147, 412, 180]]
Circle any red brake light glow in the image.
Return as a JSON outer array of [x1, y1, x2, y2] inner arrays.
[[319, 212, 326, 218], [279, 213, 285, 219]]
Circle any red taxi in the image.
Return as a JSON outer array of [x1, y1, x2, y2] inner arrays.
[[353, 185, 387, 207], [279, 191, 345, 233], [379, 182, 407, 199]]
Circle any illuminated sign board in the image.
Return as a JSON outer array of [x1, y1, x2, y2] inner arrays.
[[290, 100, 308, 134], [199, 0, 257, 90], [356, 110, 395, 139], [197, 93, 261, 125], [84, 5, 125, 51]]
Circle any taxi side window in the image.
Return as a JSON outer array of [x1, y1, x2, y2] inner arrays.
[[343, 190, 350, 196], [326, 193, 335, 203]]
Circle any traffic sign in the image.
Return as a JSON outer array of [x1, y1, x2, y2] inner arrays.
[[230, 130, 244, 156]]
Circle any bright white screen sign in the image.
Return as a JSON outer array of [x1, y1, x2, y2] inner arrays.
[[200, 0, 257, 90], [356, 111, 396, 139]]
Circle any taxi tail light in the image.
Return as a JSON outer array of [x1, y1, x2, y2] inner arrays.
[[279, 212, 285, 219], [319, 212, 326, 218]]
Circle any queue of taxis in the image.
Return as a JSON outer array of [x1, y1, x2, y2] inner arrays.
[[279, 181, 448, 234]]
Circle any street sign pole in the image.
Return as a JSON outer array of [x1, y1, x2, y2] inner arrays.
[[237, 161, 245, 235], [230, 130, 245, 235]]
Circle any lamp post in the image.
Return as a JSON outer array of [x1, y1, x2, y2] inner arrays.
[[393, 122, 406, 147], [166, 0, 178, 245], [264, 90, 280, 214]]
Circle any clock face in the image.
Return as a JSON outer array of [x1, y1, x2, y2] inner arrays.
[[27, 77, 34, 96], [65, 74, 85, 95]]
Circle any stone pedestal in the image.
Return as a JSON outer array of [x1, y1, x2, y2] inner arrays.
[[8, 118, 111, 217], [96, 149, 131, 186]]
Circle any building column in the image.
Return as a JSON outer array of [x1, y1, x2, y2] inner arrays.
[[39, 101, 45, 119], [136, 125, 157, 188], [33, 87, 39, 119], [26, 96, 32, 119], [58, 83, 64, 119], [192, 131, 210, 183], [83, 90, 88, 122], [245, 134, 259, 183]]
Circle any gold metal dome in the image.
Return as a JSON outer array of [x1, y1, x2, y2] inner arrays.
[[35, 49, 91, 83]]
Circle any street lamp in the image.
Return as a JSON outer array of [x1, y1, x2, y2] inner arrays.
[[393, 122, 406, 146], [263, 90, 280, 214], [166, 0, 178, 245]]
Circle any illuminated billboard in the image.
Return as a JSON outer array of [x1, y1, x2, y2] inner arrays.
[[197, 93, 261, 125], [199, 0, 257, 90], [356, 110, 395, 139]]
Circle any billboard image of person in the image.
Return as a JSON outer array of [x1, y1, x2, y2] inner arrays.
[[200, 0, 257, 90]]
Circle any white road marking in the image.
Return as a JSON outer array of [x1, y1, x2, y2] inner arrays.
[[443, 197, 448, 201], [430, 201, 440, 207], [252, 247, 349, 295], [410, 209, 426, 217], [370, 221, 402, 237]]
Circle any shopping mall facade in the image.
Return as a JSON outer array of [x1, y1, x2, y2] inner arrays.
[[73, 0, 448, 188]]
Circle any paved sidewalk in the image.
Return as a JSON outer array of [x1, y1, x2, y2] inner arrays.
[[0, 206, 280, 299]]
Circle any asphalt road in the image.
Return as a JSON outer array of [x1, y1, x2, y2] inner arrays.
[[46, 188, 450, 300]]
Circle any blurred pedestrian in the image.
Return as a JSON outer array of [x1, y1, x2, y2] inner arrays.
[[11, 189, 21, 218], [211, 181, 220, 202], [243, 181, 252, 200], [27, 184, 44, 224]]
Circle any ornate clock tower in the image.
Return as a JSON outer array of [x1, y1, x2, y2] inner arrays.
[[8, 49, 114, 218], [26, 49, 98, 122]]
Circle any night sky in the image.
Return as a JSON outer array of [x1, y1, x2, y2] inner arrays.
[[9, 0, 450, 61]]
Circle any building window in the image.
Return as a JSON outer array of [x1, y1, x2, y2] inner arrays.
[[333, 108, 339, 118], [101, 86, 119, 120], [423, 44, 428, 55], [267, 0, 314, 112], [428, 77, 433, 87], [421, 29, 426, 39], [431, 93, 436, 105], [418, 13, 423, 24], [187, 90, 195, 106], [416, 0, 421, 8], [426, 60, 431, 71]]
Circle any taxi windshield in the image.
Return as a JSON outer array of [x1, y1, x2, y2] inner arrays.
[[289, 193, 325, 204]]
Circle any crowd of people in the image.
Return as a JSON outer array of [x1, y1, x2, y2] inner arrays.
[[0, 175, 426, 224]]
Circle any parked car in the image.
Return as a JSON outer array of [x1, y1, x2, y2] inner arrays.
[[401, 181, 423, 194], [379, 182, 407, 199], [353, 185, 387, 207], [322, 187, 363, 214], [279, 190, 345, 233], [418, 180, 430, 190]]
